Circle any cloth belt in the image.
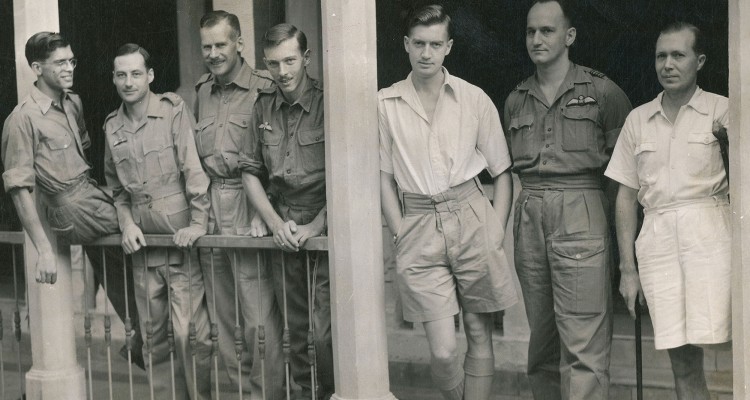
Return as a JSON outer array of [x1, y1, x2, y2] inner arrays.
[[519, 173, 603, 190], [210, 176, 242, 189], [401, 177, 483, 215], [131, 182, 185, 205], [644, 195, 729, 215]]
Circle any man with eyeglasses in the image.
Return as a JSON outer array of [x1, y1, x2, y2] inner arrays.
[[1, 31, 144, 369]]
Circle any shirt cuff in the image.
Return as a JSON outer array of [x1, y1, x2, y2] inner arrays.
[[2, 167, 35, 193], [487, 159, 512, 178], [604, 169, 639, 190]]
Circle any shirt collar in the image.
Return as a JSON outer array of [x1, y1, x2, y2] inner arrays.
[[518, 62, 590, 92], [273, 74, 315, 112], [647, 87, 708, 119], [30, 83, 70, 114], [212, 59, 253, 91], [109, 91, 162, 133]]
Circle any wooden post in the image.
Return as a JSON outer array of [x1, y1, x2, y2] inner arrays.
[[321, 0, 397, 398], [729, 1, 749, 398], [12, 1, 85, 398], [174, 0, 207, 105]]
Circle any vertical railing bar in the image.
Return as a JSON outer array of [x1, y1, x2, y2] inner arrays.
[[232, 251, 242, 398], [1, 305, 5, 400], [257, 251, 267, 400], [306, 252, 316, 400], [144, 251, 155, 400], [281, 253, 291, 400], [165, 249, 177, 400], [210, 247, 220, 400], [12, 245, 23, 398], [209, 248, 220, 399], [102, 248, 114, 400], [188, 250, 198, 400], [83, 246, 94, 400], [122, 251, 135, 400]]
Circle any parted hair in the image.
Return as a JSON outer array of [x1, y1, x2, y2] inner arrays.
[[262, 23, 308, 53], [25, 32, 70, 66], [405, 4, 453, 39], [114, 43, 153, 70], [530, 0, 574, 28], [660, 21, 705, 56], [200, 10, 241, 39]]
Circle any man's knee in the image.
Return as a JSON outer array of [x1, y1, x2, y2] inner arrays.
[[668, 345, 705, 377], [462, 312, 492, 347]]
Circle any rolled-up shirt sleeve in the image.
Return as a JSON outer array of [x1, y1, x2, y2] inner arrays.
[[238, 101, 268, 178], [2, 112, 37, 192], [378, 95, 395, 174], [604, 114, 640, 190], [172, 102, 210, 230]]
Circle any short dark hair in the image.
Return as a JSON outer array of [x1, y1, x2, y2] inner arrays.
[[262, 23, 308, 53], [25, 32, 70, 66], [405, 4, 453, 39], [200, 10, 241, 39], [659, 21, 705, 56], [530, 0, 574, 28], [114, 43, 153, 70]]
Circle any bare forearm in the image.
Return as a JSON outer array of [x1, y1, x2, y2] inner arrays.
[[492, 170, 513, 227], [380, 172, 402, 236], [10, 189, 53, 256], [242, 172, 284, 231], [615, 185, 640, 272]]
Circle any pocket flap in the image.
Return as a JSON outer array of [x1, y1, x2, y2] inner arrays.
[[509, 114, 534, 130], [143, 137, 168, 154], [688, 132, 718, 145], [634, 142, 656, 155], [228, 113, 250, 128], [298, 128, 325, 146], [551, 239, 605, 261], [196, 116, 215, 131], [562, 105, 599, 122]]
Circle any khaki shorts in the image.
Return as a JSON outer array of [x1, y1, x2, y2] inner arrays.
[[395, 178, 518, 323], [636, 199, 732, 350]]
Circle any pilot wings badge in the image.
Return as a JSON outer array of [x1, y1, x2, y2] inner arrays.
[[565, 95, 597, 107]]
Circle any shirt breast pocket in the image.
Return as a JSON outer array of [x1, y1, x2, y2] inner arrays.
[[561, 106, 600, 152], [143, 137, 177, 178], [225, 113, 251, 169], [686, 132, 722, 177], [195, 116, 215, 158], [111, 143, 137, 186], [634, 142, 658, 186], [297, 127, 325, 175], [508, 114, 536, 161]]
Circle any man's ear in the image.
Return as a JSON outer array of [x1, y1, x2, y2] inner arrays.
[[31, 62, 43, 77], [236, 36, 245, 53], [303, 49, 311, 66], [566, 27, 577, 47], [697, 53, 706, 71], [404, 36, 410, 53], [445, 38, 454, 56], [147, 68, 155, 84]]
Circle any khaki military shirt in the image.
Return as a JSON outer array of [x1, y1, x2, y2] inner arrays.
[[194, 61, 274, 179], [2, 84, 91, 194], [239, 75, 325, 207], [504, 63, 632, 182], [103, 92, 209, 232]]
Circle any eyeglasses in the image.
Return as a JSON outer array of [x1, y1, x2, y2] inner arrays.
[[41, 58, 77, 69]]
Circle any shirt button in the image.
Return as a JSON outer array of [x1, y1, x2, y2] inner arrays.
[[290, 133, 295, 137], [542, 160, 548, 165], [575, 254, 581, 259], [547, 128, 551, 132], [219, 123, 224, 127], [315, 136, 321, 141], [286, 169, 291, 174], [286, 151, 290, 156], [545, 144, 550, 148], [148, 203, 153, 209]]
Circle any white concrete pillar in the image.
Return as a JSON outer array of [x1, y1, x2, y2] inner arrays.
[[285, 0, 323, 80], [321, 1, 396, 399], [12, 1, 85, 398], [729, 1, 750, 398]]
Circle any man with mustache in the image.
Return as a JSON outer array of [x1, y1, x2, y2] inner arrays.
[[194, 10, 284, 399], [503, 1, 632, 398], [606, 22, 731, 400], [104, 43, 212, 399], [1, 31, 144, 369]]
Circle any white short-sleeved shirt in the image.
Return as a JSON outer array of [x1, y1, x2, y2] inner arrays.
[[378, 68, 511, 195], [605, 88, 728, 210]]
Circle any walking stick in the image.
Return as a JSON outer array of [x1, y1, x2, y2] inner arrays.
[[635, 300, 643, 400]]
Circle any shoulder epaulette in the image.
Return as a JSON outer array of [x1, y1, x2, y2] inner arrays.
[[103, 109, 119, 124], [252, 69, 274, 81], [586, 68, 607, 79], [160, 92, 183, 106], [194, 73, 213, 91], [258, 85, 276, 95]]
